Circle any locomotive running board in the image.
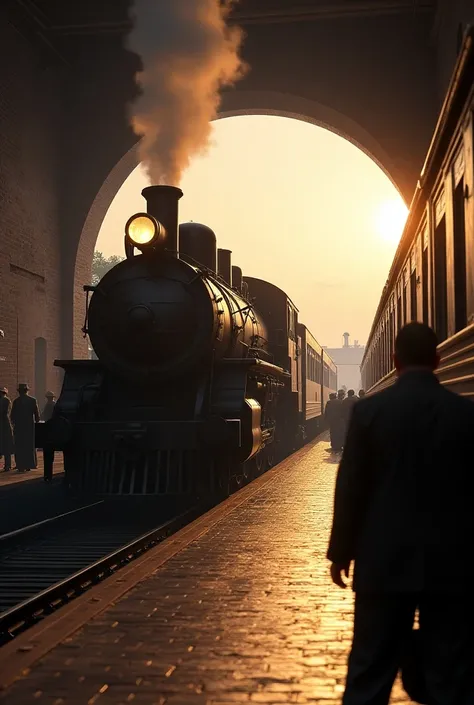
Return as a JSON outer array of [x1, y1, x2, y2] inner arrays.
[[220, 358, 290, 379]]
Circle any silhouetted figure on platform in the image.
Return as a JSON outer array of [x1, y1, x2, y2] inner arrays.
[[358, 389, 365, 399], [327, 322, 474, 705], [329, 389, 346, 452], [325, 393, 339, 450], [41, 391, 56, 483], [341, 389, 358, 441], [11, 383, 39, 473], [0, 387, 13, 472]]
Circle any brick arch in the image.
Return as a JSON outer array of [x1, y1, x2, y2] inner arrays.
[[73, 90, 407, 357], [218, 91, 407, 201]]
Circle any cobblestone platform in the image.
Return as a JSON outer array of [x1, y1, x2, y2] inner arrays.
[[0, 437, 410, 704], [0, 452, 64, 488]]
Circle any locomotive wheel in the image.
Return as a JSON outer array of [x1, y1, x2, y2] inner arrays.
[[230, 463, 245, 492], [241, 460, 251, 484], [253, 451, 265, 477], [266, 449, 275, 470], [214, 460, 231, 499]]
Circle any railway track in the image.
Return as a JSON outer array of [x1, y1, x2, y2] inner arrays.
[[0, 497, 202, 645]]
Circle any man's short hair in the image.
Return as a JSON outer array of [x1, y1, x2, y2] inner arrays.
[[395, 322, 438, 367]]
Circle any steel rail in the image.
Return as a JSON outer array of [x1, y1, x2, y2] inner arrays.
[[0, 504, 202, 644], [0, 501, 104, 542]]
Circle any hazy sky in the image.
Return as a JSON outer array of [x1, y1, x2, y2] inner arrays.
[[96, 115, 407, 348]]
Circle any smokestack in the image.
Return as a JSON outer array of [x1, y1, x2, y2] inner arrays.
[[179, 222, 217, 272], [343, 332, 350, 348], [218, 248, 232, 285], [231, 265, 242, 292], [142, 185, 183, 255]]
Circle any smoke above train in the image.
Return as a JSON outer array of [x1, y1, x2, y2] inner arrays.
[[126, 0, 247, 186]]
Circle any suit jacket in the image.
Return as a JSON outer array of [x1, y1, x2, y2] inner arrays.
[[327, 370, 474, 593], [341, 395, 358, 422], [324, 398, 340, 425]]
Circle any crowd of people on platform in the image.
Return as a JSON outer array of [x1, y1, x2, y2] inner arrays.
[[0, 384, 56, 481], [324, 387, 365, 452]]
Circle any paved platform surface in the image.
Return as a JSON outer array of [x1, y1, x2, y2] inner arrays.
[[0, 437, 410, 704], [0, 452, 64, 488]]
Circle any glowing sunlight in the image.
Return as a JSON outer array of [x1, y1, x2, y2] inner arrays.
[[97, 115, 407, 347], [374, 199, 409, 246]]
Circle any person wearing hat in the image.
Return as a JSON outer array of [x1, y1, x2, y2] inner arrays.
[[330, 389, 347, 452], [11, 384, 39, 473], [41, 391, 56, 482], [41, 391, 56, 422], [0, 387, 13, 472]]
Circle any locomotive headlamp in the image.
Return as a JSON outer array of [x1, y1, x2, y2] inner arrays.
[[125, 213, 161, 247]]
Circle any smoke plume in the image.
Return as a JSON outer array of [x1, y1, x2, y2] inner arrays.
[[127, 0, 247, 186]]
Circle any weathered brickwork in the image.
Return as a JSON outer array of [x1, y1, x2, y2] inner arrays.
[[1, 439, 410, 704], [59, 39, 139, 359], [0, 15, 63, 398]]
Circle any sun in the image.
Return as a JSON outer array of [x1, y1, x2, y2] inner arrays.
[[374, 199, 409, 245]]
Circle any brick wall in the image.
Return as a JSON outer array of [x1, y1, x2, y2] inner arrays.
[[0, 16, 63, 405], [58, 36, 139, 360]]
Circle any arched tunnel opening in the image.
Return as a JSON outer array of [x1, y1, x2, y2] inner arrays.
[[85, 112, 407, 363]]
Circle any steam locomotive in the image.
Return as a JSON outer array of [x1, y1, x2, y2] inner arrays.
[[38, 185, 336, 496]]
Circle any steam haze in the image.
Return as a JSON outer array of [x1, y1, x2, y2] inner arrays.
[[126, 0, 247, 186]]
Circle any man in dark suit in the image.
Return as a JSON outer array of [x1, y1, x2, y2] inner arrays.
[[327, 322, 474, 705], [324, 393, 339, 451], [329, 389, 346, 452], [341, 389, 358, 444]]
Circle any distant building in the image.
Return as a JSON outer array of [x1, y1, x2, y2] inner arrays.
[[325, 332, 365, 392]]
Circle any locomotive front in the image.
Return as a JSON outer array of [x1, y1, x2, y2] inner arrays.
[[40, 186, 288, 496], [87, 186, 268, 384]]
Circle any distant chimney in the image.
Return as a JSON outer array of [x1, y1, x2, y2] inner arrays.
[[343, 332, 350, 348]]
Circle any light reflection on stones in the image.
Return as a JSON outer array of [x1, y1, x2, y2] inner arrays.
[[1, 437, 411, 704]]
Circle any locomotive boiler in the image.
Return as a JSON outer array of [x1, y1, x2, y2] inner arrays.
[[88, 187, 270, 384], [39, 186, 289, 496]]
